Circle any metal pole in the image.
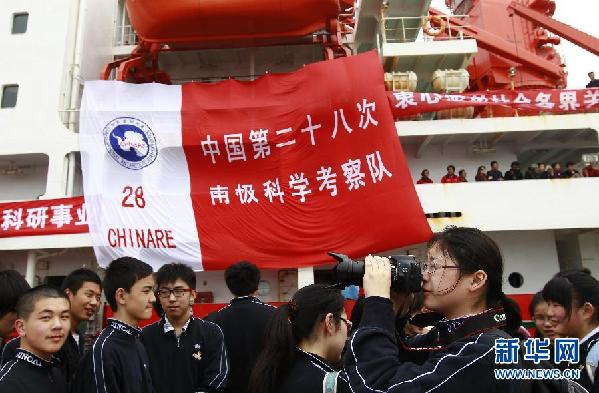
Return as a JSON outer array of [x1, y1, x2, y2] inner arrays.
[[25, 251, 37, 286]]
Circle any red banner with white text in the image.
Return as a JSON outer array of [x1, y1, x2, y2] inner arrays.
[[0, 197, 88, 238], [387, 88, 599, 117], [80, 51, 432, 271], [181, 51, 432, 269]]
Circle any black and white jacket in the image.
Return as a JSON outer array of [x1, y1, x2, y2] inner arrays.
[[141, 314, 229, 393], [276, 349, 352, 393], [578, 327, 599, 393], [72, 319, 155, 393], [344, 296, 525, 393], [1, 333, 84, 392], [0, 348, 67, 393]]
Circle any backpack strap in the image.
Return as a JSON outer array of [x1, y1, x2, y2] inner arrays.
[[323, 371, 340, 393]]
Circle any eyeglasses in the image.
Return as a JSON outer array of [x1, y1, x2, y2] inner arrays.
[[420, 259, 461, 275], [156, 288, 193, 299], [336, 316, 353, 330]]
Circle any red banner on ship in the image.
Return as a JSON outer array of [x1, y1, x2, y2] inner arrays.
[[387, 88, 599, 117], [0, 197, 88, 238], [182, 51, 432, 269]]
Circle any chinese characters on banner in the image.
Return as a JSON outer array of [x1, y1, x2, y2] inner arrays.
[[387, 88, 599, 117], [0, 197, 88, 238], [181, 51, 432, 270], [80, 50, 432, 271]]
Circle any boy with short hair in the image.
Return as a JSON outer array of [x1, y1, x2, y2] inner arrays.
[[74, 257, 156, 393], [142, 263, 228, 393], [207, 261, 275, 393], [1, 268, 102, 389], [0, 270, 30, 352], [0, 285, 71, 393]]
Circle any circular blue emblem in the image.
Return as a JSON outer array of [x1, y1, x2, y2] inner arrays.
[[103, 117, 157, 170]]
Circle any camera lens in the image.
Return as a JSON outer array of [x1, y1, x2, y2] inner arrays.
[[334, 259, 365, 287]]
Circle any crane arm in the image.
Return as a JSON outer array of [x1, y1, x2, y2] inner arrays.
[[507, 1, 599, 57], [429, 8, 564, 79]]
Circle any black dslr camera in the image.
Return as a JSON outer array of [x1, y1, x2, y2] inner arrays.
[[329, 252, 422, 293]]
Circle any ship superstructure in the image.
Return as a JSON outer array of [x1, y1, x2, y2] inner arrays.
[[0, 0, 598, 315]]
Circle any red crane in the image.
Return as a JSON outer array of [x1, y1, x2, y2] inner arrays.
[[433, 0, 599, 91], [506, 1, 599, 58]]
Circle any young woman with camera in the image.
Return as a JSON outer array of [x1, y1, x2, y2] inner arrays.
[[344, 226, 525, 393], [249, 284, 352, 393]]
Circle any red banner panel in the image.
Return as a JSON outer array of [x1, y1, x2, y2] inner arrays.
[[387, 88, 599, 117], [0, 197, 88, 238], [181, 51, 432, 270]]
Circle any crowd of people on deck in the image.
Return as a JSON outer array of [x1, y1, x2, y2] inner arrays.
[[417, 160, 599, 184], [0, 226, 598, 393]]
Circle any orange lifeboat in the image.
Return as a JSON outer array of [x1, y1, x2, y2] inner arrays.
[[125, 0, 341, 47]]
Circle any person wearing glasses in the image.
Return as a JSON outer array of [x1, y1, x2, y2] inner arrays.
[[345, 226, 526, 393], [249, 284, 352, 393], [529, 292, 557, 340], [141, 263, 229, 393]]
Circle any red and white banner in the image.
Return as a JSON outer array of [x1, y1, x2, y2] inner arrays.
[[387, 88, 599, 117], [0, 197, 88, 238], [80, 51, 432, 271]]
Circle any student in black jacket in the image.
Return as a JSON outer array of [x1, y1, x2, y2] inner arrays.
[[0, 285, 71, 393], [207, 261, 276, 393], [2, 269, 102, 389], [249, 284, 352, 393], [142, 263, 228, 393], [345, 226, 527, 393], [73, 257, 156, 393], [0, 270, 30, 354], [543, 269, 599, 392]]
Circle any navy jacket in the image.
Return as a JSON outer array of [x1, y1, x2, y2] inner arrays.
[[73, 319, 154, 393], [141, 315, 229, 393], [0, 348, 67, 393], [2, 333, 83, 392], [207, 296, 276, 393], [276, 349, 351, 393], [344, 297, 526, 393]]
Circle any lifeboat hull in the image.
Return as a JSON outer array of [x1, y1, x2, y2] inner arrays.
[[126, 0, 340, 45]]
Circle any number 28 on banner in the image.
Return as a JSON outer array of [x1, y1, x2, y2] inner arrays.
[[121, 186, 146, 208], [107, 186, 177, 250]]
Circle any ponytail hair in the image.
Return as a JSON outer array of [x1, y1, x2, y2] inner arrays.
[[501, 295, 526, 338], [249, 284, 345, 393]]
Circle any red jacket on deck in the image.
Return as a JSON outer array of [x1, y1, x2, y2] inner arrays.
[[441, 175, 461, 183]]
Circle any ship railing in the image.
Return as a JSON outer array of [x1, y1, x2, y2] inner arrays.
[[380, 14, 471, 44], [114, 23, 138, 47]]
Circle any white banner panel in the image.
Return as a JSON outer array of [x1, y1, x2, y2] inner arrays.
[[80, 81, 202, 270]]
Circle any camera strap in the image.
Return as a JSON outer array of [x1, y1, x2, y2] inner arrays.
[[400, 307, 506, 352]]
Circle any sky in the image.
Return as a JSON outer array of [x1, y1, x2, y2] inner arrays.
[[430, 0, 599, 88]]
